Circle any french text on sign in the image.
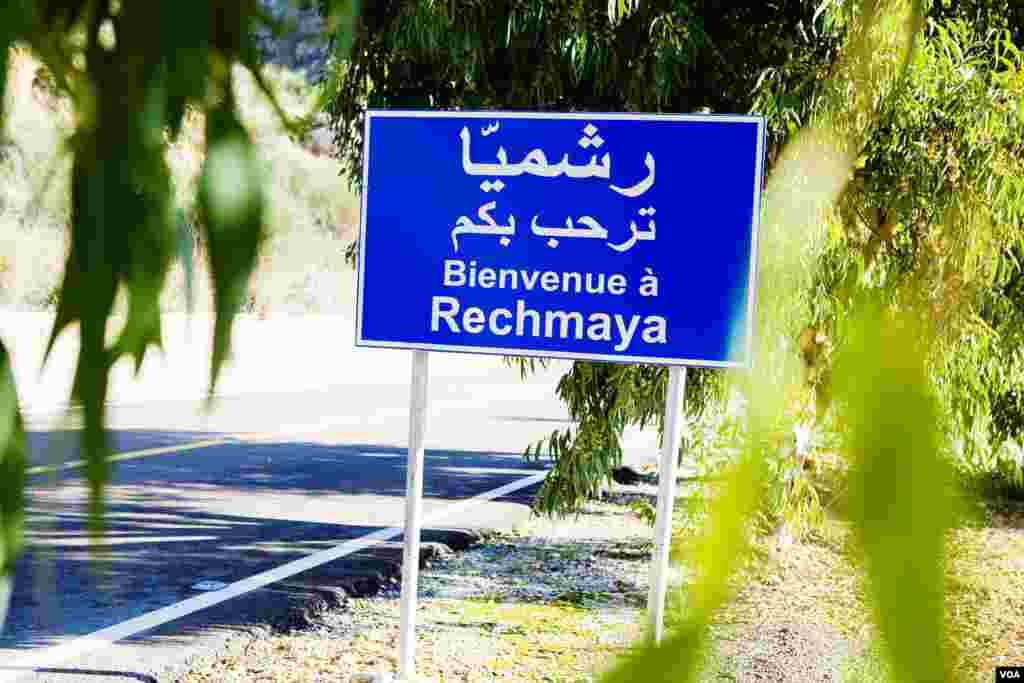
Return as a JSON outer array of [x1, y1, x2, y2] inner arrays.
[[356, 110, 765, 368]]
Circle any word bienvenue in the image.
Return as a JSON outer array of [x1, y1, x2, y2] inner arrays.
[[452, 122, 656, 254]]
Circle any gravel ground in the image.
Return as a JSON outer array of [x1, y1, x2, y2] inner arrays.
[[709, 621, 852, 682], [178, 486, 860, 682], [180, 496, 655, 682]]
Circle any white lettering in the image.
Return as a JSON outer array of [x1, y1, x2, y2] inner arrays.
[[613, 315, 641, 351], [431, 296, 460, 332], [563, 271, 582, 293], [586, 313, 612, 341], [431, 297, 666, 353], [641, 316, 667, 344], [477, 267, 496, 288], [490, 308, 513, 335], [441, 261, 628, 298], [584, 272, 606, 294], [443, 260, 465, 287], [516, 299, 540, 336], [498, 269, 518, 288], [545, 310, 584, 339], [607, 274, 627, 295], [463, 306, 486, 333], [639, 267, 659, 297]]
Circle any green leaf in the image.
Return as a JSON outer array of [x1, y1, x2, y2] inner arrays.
[[198, 99, 267, 398], [835, 305, 957, 683], [56, 133, 135, 537], [0, 340, 26, 577], [323, 0, 361, 61], [0, 0, 30, 125], [108, 149, 175, 375], [600, 454, 766, 683]]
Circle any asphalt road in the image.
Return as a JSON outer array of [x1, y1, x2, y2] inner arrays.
[[0, 357, 595, 682]]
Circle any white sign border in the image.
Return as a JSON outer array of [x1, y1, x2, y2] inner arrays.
[[355, 109, 766, 369]]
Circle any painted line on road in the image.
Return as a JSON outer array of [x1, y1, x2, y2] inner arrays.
[[0, 469, 548, 681], [26, 418, 373, 477], [24, 423, 651, 480], [26, 439, 233, 477], [30, 535, 221, 547]]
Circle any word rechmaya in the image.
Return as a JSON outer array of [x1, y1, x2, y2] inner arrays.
[[431, 296, 666, 352]]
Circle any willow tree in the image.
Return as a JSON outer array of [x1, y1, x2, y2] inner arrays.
[[326, 0, 1024, 518], [324, 0, 835, 512], [753, 1, 1024, 486], [325, 3, 1008, 679]]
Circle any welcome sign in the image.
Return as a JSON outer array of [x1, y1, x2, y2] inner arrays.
[[355, 110, 765, 367]]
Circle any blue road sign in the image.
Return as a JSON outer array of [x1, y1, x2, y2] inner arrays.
[[355, 111, 765, 368]]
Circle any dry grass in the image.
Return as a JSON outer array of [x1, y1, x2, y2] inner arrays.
[[1, 47, 359, 316], [182, 500, 653, 683], [948, 509, 1024, 680], [719, 519, 869, 640], [174, 470, 1024, 683], [696, 498, 1024, 683], [183, 598, 639, 683], [0, 49, 72, 310], [0, 216, 67, 309]]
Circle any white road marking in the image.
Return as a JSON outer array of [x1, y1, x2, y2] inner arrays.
[[26, 416, 396, 476], [29, 535, 221, 548], [27, 439, 232, 476], [0, 470, 547, 681]]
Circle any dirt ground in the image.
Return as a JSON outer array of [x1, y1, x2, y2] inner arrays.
[[179, 491, 1024, 683]]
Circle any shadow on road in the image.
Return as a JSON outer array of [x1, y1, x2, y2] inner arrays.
[[27, 431, 546, 502], [5, 428, 547, 655], [0, 667, 158, 682]]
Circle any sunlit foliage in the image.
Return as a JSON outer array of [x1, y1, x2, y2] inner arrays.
[[325, 1, 1009, 680], [326, 0, 1024, 514], [325, 0, 851, 509], [755, 1, 1024, 487]]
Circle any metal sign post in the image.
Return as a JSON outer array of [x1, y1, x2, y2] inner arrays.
[[647, 365, 687, 642], [398, 350, 429, 679]]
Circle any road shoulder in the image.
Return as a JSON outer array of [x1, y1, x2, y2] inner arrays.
[[179, 497, 653, 682]]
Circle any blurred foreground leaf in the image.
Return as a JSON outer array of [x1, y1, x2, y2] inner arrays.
[[835, 304, 958, 683], [0, 0, 362, 573], [198, 95, 267, 397], [0, 1, 28, 125], [0, 342, 26, 579], [599, 455, 765, 683]]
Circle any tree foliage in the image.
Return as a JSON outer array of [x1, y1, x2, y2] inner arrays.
[[327, 0, 1024, 515], [755, 1, 1024, 482], [326, 0, 833, 193], [326, 0, 840, 509], [0, 1, 1003, 680], [0, 0, 356, 578]]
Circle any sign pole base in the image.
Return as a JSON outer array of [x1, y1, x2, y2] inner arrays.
[[399, 350, 430, 679], [647, 365, 687, 642]]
